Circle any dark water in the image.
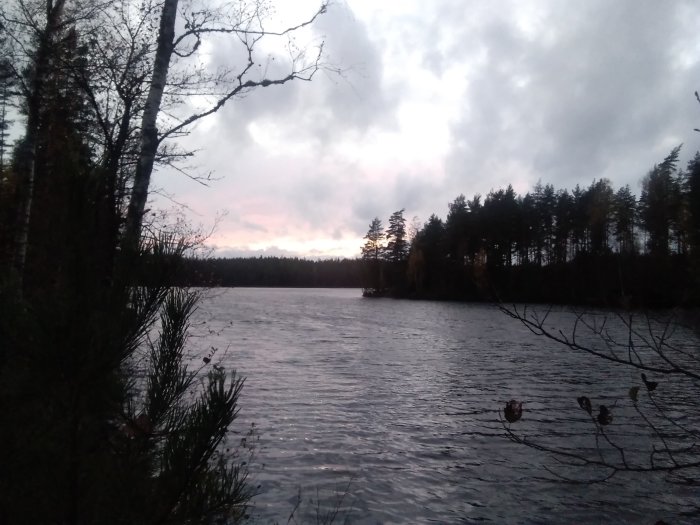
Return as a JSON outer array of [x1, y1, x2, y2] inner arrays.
[[189, 288, 700, 524]]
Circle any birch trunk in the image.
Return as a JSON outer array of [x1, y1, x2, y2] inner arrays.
[[123, 0, 179, 249], [13, 0, 67, 288]]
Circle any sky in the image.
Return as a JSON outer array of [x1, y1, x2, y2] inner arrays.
[[151, 0, 700, 259]]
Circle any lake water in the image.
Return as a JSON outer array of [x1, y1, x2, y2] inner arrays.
[[189, 288, 700, 524]]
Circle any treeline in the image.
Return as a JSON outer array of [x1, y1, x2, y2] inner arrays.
[[362, 146, 700, 307], [179, 256, 363, 287]]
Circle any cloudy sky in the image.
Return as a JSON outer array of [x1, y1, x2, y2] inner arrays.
[[152, 0, 700, 259]]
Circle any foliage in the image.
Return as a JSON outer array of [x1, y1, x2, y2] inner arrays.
[[359, 210, 412, 295], [639, 146, 682, 257], [0, 0, 328, 522], [360, 217, 385, 295], [361, 217, 384, 262], [180, 256, 363, 288], [362, 146, 700, 306], [384, 209, 408, 263]]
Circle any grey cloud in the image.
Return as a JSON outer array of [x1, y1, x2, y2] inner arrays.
[[161, 1, 700, 258], [225, 214, 268, 234], [203, 1, 395, 149], [351, 193, 388, 232], [441, 0, 700, 196], [348, 170, 447, 236], [312, 2, 398, 132]]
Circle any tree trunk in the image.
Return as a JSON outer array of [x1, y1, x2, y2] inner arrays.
[[13, 0, 67, 289], [123, 0, 179, 250]]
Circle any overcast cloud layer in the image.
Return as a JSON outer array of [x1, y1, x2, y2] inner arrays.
[[152, 0, 700, 259]]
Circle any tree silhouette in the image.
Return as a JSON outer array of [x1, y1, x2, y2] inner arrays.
[[613, 184, 637, 254], [361, 217, 385, 295], [0, 1, 330, 521], [587, 178, 614, 256], [639, 146, 682, 258], [408, 214, 446, 295], [553, 189, 574, 263], [384, 208, 408, 263], [686, 152, 700, 255], [362, 145, 700, 305]]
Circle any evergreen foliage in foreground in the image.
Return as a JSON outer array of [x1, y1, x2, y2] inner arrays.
[[0, 227, 253, 524], [0, 0, 267, 521]]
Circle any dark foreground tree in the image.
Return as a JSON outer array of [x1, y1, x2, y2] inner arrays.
[[2, 0, 329, 283], [0, 0, 329, 522], [0, 159, 255, 522]]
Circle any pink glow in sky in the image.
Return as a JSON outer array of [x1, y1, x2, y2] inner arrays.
[[152, 0, 700, 259]]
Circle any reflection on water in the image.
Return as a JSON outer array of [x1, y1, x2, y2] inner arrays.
[[190, 288, 700, 524]]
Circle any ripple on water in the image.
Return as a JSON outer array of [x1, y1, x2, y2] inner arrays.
[[190, 288, 700, 524]]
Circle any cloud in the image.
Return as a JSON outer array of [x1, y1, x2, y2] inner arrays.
[[155, 0, 700, 258], [442, 0, 700, 198], [199, 1, 395, 151]]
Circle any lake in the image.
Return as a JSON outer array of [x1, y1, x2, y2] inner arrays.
[[189, 287, 699, 524]]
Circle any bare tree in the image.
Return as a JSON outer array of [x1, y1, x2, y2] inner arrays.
[[122, 0, 328, 249], [499, 304, 700, 491], [2, 0, 330, 280]]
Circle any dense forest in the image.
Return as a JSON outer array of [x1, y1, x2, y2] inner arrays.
[[180, 256, 363, 287], [361, 146, 700, 307]]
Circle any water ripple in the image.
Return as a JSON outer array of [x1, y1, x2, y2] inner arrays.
[[190, 288, 700, 524]]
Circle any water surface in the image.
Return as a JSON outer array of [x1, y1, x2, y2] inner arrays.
[[190, 288, 699, 524]]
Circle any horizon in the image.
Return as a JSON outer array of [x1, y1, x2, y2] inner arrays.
[[156, 0, 699, 259], [7, 0, 699, 260]]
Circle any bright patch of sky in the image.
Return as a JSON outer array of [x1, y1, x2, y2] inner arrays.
[[152, 0, 700, 258]]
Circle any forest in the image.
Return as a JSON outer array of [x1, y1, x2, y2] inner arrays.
[[0, 0, 327, 522], [1, 0, 699, 521], [362, 145, 700, 307], [179, 256, 363, 288], [170, 144, 700, 308]]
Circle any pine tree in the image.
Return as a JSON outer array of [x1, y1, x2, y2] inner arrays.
[[587, 178, 614, 256], [361, 217, 385, 294], [384, 208, 408, 263], [639, 145, 682, 257], [361, 217, 384, 262], [686, 152, 700, 253], [612, 185, 637, 254]]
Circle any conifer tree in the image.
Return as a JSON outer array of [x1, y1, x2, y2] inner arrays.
[[612, 185, 637, 254], [0, 1, 330, 521], [384, 208, 408, 263], [361, 217, 385, 294]]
